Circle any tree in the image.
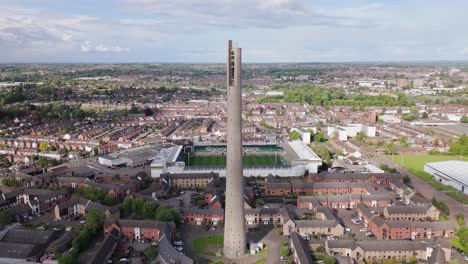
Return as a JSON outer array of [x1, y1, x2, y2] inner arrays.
[[421, 112, 428, 119], [122, 197, 133, 213], [39, 141, 48, 151], [143, 108, 154, 116], [0, 211, 14, 226], [93, 146, 99, 156], [280, 243, 289, 256], [397, 107, 402, 115], [461, 115, 468, 123], [144, 246, 158, 261], [103, 194, 115, 206], [289, 130, 300, 140], [313, 132, 326, 142], [85, 208, 105, 233]]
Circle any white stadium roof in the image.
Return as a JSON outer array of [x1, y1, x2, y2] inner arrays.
[[288, 140, 321, 161]]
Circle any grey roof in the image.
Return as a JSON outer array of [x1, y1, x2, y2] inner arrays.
[[90, 227, 120, 264], [46, 230, 79, 254], [295, 220, 340, 228], [116, 219, 169, 229], [2, 228, 58, 245], [409, 193, 429, 205], [361, 194, 393, 201], [290, 232, 314, 264], [0, 242, 40, 259], [357, 240, 427, 251], [180, 207, 224, 215], [245, 207, 282, 215], [326, 239, 357, 250], [386, 205, 431, 215], [161, 172, 219, 179], [428, 245, 447, 264], [158, 234, 193, 264], [425, 161, 468, 186], [315, 172, 398, 180], [316, 206, 336, 221]]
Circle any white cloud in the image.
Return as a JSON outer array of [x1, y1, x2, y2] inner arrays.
[[80, 41, 129, 53], [462, 48, 468, 55]]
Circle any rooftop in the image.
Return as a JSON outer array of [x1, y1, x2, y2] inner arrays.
[[425, 160, 468, 186]]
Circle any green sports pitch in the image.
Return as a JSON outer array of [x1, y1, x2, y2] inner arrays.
[[187, 155, 283, 166]]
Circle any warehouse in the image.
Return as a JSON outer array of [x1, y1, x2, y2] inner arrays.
[[424, 160, 468, 194]]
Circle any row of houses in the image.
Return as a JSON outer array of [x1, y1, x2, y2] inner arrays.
[[297, 193, 394, 210], [0, 188, 69, 217], [358, 204, 454, 240], [265, 173, 400, 196]]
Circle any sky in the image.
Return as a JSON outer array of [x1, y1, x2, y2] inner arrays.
[[1, 0, 468, 63]]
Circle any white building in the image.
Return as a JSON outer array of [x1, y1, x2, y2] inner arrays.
[[286, 140, 322, 173], [150, 145, 183, 178], [291, 127, 317, 145], [424, 160, 468, 194], [330, 124, 376, 141]]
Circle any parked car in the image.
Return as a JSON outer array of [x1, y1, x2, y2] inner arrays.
[[205, 225, 211, 231], [175, 246, 183, 252], [173, 240, 184, 246], [365, 232, 374, 237], [359, 228, 367, 232]]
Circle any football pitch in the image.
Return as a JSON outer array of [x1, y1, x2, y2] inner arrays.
[[188, 155, 283, 166]]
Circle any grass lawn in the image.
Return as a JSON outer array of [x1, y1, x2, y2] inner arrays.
[[450, 237, 468, 254], [188, 155, 282, 166], [390, 155, 468, 171], [388, 155, 468, 204], [253, 257, 267, 264], [192, 235, 224, 256], [81, 105, 127, 111]]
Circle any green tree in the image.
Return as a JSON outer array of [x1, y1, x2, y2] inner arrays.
[[103, 194, 115, 206], [39, 141, 48, 151], [122, 197, 133, 213], [397, 107, 402, 115], [289, 130, 300, 140], [313, 132, 326, 142], [0, 211, 14, 226], [93, 146, 99, 156], [280, 243, 289, 256], [144, 246, 158, 261], [461, 116, 468, 123]]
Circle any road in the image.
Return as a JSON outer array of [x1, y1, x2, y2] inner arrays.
[[372, 155, 468, 225]]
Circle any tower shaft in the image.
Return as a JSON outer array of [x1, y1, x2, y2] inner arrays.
[[223, 40, 246, 258]]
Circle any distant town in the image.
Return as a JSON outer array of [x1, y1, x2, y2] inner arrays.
[[0, 60, 467, 264]]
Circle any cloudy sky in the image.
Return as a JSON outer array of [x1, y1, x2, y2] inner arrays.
[[1, 0, 468, 63]]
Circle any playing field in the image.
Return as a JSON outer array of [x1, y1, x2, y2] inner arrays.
[[389, 155, 468, 171], [188, 155, 283, 166]]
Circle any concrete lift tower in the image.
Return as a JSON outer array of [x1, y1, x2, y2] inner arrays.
[[223, 40, 246, 258]]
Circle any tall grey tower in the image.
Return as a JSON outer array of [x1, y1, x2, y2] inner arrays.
[[223, 40, 246, 258]]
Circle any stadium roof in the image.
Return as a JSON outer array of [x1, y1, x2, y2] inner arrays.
[[286, 140, 321, 161], [425, 160, 468, 186]]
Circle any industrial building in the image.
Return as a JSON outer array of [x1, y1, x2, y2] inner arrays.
[[424, 160, 468, 194]]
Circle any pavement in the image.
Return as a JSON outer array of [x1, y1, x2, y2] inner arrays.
[[372, 155, 468, 226]]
